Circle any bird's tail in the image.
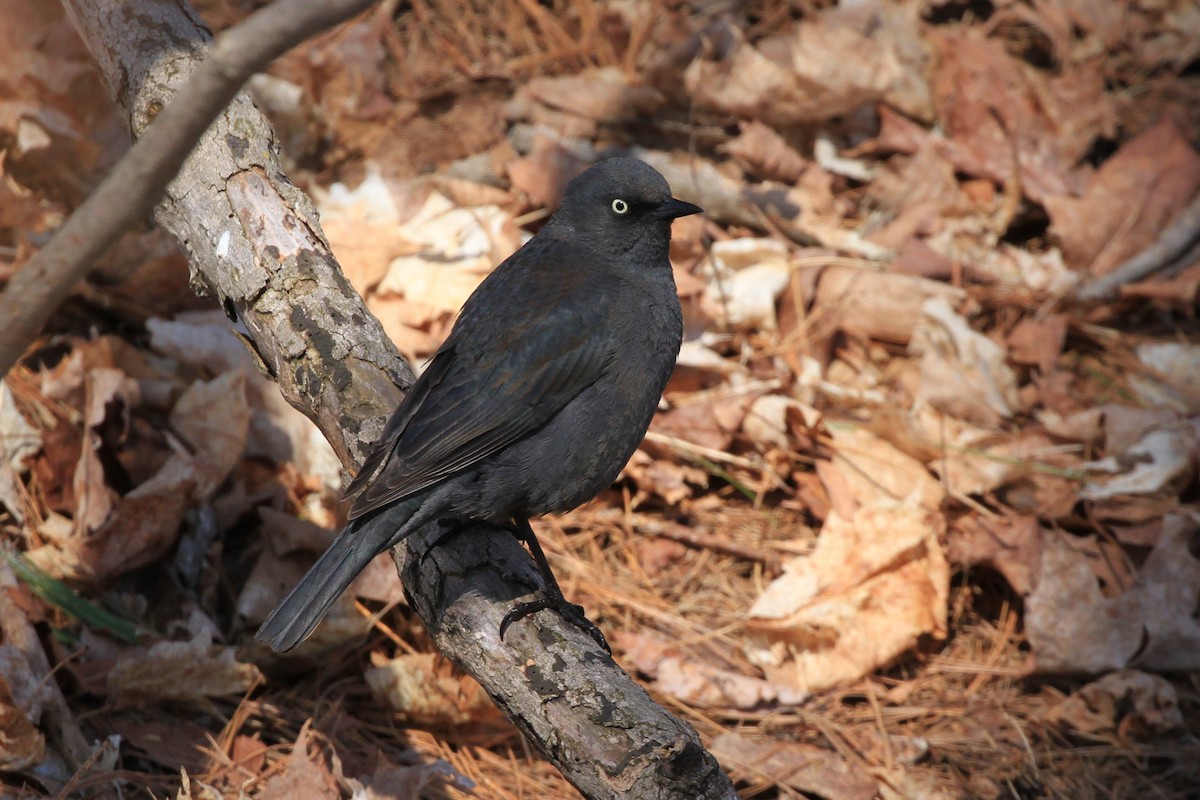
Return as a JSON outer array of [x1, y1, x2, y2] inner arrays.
[[254, 500, 420, 652]]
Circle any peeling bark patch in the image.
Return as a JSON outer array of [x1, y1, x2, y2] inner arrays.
[[592, 693, 621, 726], [294, 362, 320, 401], [522, 662, 564, 699], [583, 649, 613, 667], [289, 306, 354, 391], [225, 132, 249, 159], [610, 741, 659, 777], [294, 250, 322, 280], [665, 738, 708, 781], [226, 171, 320, 260], [330, 360, 353, 392]]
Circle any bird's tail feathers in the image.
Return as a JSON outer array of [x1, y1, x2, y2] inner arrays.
[[254, 501, 422, 652]]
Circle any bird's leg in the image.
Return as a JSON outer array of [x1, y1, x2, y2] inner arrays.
[[499, 519, 611, 653]]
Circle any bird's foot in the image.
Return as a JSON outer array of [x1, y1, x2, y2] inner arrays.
[[499, 595, 611, 653], [498, 518, 610, 652]]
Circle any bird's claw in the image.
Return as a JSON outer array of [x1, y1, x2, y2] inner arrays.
[[500, 596, 611, 654]]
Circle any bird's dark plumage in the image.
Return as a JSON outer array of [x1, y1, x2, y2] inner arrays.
[[256, 158, 700, 652]]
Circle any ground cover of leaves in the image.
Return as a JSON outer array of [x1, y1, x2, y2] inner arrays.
[[2, 0, 1199, 798]]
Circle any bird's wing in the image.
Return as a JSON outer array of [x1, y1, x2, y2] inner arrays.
[[345, 262, 617, 519]]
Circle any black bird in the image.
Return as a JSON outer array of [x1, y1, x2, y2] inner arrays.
[[256, 157, 700, 653]]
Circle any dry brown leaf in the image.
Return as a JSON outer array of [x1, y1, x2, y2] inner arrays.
[[711, 732, 877, 800], [701, 238, 791, 331], [742, 395, 819, 452], [1131, 341, 1200, 413], [746, 496, 949, 694], [932, 429, 1073, 499], [650, 392, 754, 455], [257, 505, 337, 557], [1045, 117, 1200, 276], [272, 14, 390, 132], [256, 723, 340, 800], [686, 5, 929, 127], [1026, 513, 1200, 673], [0, 150, 63, 237], [108, 713, 213, 773], [365, 294, 445, 363], [948, 516, 1043, 596], [108, 631, 262, 708], [810, 265, 968, 345], [37, 370, 252, 580], [0, 393, 37, 521], [635, 538, 688, 577], [0, 676, 44, 772], [1006, 314, 1068, 374], [70, 367, 139, 535], [1080, 422, 1199, 500], [0, 0, 121, 208], [317, 167, 425, 293], [506, 134, 587, 208], [365, 653, 501, 726], [360, 757, 466, 800], [170, 370, 250, 499], [71, 454, 195, 579], [866, 146, 964, 250], [148, 312, 340, 484], [1097, 404, 1180, 454], [909, 296, 1019, 427], [372, 190, 517, 326], [866, 402, 993, 465], [622, 450, 709, 506], [721, 120, 808, 184], [822, 428, 943, 516], [0, 647, 46, 771], [1045, 670, 1184, 739], [928, 29, 1105, 203], [521, 66, 665, 125], [616, 632, 805, 708]]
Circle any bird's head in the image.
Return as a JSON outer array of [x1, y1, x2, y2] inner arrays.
[[546, 158, 701, 259]]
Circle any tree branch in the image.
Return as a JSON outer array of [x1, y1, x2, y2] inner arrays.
[[19, 0, 735, 796]]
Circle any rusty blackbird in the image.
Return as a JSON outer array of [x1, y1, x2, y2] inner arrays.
[[256, 158, 700, 652]]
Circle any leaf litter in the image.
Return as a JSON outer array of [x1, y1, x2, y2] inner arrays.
[[2, 0, 1200, 797]]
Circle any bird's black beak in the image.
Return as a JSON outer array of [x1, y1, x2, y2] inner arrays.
[[652, 197, 702, 221]]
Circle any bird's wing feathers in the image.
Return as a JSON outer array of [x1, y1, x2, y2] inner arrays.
[[346, 260, 618, 519]]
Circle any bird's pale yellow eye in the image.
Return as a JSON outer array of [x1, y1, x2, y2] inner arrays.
[[611, 198, 629, 214]]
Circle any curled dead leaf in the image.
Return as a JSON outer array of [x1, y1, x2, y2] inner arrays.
[[108, 631, 262, 708], [365, 653, 500, 726], [1045, 670, 1183, 739], [1026, 512, 1200, 673], [711, 732, 877, 800], [616, 631, 805, 709], [747, 496, 949, 694]]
